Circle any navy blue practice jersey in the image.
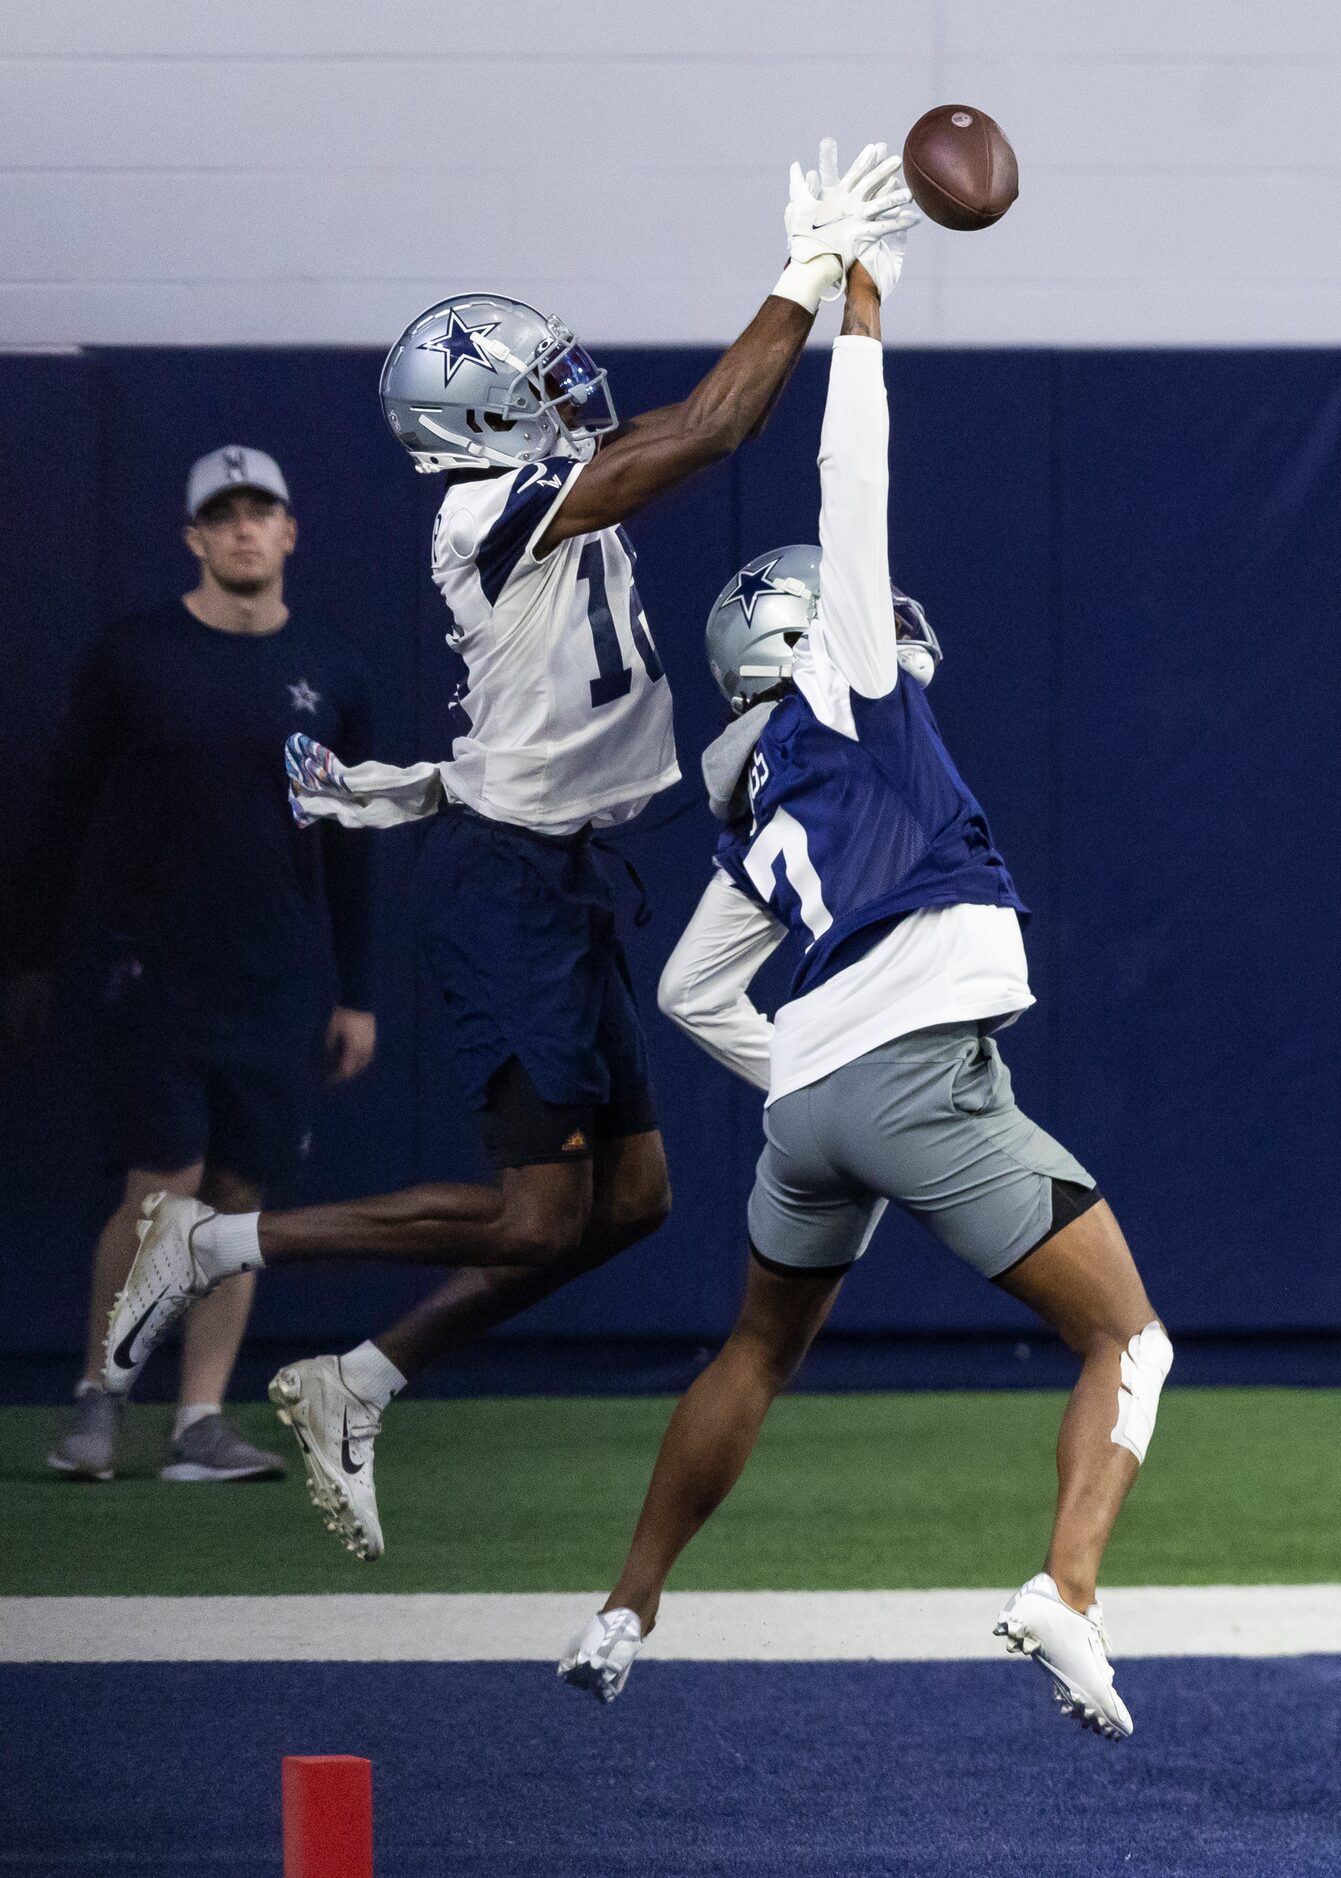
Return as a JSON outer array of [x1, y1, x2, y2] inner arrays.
[[715, 674, 1026, 999]]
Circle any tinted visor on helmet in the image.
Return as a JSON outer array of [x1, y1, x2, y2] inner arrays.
[[541, 341, 618, 437]]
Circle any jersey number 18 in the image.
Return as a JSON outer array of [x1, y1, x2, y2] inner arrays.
[[579, 541, 665, 708]]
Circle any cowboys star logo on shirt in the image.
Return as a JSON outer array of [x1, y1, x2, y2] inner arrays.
[[721, 556, 788, 624], [288, 679, 321, 714], [419, 309, 501, 386]]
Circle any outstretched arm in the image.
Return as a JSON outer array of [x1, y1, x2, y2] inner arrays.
[[807, 261, 903, 703], [840, 258, 883, 340], [657, 871, 786, 1091], [539, 296, 813, 551], [538, 141, 909, 551], [796, 223, 917, 729], [788, 147, 922, 717]]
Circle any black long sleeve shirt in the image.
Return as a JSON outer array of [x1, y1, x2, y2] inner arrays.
[[20, 600, 376, 1007]]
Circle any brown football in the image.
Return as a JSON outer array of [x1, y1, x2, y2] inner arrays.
[[903, 105, 1018, 231]]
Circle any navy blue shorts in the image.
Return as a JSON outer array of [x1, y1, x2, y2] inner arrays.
[[414, 809, 657, 1164], [84, 947, 329, 1188]]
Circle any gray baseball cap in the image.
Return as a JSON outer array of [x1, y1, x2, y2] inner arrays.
[[186, 445, 290, 519]]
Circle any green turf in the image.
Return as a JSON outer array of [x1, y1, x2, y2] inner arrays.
[[7, 1390, 1338, 1597]]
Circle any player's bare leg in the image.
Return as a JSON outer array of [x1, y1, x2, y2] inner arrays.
[[606, 1254, 846, 1632], [104, 1158, 599, 1403], [257, 1153, 593, 1560], [994, 1200, 1164, 1614], [991, 1199, 1169, 1738], [560, 1253, 843, 1699], [258, 1157, 595, 1268], [373, 1132, 670, 1377], [104, 1134, 656, 1535], [265, 1137, 668, 1560]]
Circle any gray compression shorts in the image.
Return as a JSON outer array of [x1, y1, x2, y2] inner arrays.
[[747, 1021, 1094, 1279]]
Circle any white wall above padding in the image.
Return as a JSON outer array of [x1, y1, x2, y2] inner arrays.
[[1, 0, 1338, 346]]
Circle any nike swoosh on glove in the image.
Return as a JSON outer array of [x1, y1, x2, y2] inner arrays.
[[784, 138, 912, 274]]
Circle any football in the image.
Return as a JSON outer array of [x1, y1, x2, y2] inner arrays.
[[903, 106, 1019, 231]]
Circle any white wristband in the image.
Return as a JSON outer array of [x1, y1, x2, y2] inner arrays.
[[771, 254, 843, 314]]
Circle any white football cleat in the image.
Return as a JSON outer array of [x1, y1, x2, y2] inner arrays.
[[103, 1193, 219, 1396], [558, 1607, 645, 1703], [995, 1572, 1133, 1741], [269, 1357, 385, 1562]]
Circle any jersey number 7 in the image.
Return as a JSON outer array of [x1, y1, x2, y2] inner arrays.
[[744, 808, 834, 946]]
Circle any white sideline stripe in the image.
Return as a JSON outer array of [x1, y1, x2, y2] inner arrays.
[[4, 1588, 1341, 1664]]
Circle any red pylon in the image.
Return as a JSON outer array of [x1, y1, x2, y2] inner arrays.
[[282, 1755, 373, 1878]]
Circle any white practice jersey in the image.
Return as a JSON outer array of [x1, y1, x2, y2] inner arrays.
[[430, 456, 679, 834]]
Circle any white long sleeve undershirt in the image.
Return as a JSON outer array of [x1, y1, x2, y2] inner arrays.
[[656, 869, 784, 1092], [792, 335, 902, 738]]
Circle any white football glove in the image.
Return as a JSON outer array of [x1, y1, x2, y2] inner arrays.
[[785, 139, 910, 272], [285, 731, 450, 830], [775, 139, 914, 312], [814, 137, 921, 298]]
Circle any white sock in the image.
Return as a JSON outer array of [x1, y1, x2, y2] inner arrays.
[[193, 1210, 263, 1278], [173, 1402, 221, 1441], [339, 1340, 407, 1411]]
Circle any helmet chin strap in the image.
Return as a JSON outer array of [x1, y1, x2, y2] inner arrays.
[[770, 577, 817, 605], [736, 642, 937, 708], [417, 414, 490, 460], [417, 413, 537, 471]]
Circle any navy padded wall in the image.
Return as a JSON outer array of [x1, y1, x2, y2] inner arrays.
[[1047, 353, 1341, 1335], [1, 345, 1338, 1352]]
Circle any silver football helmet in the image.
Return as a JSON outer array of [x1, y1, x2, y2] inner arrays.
[[705, 544, 942, 713], [380, 293, 618, 473]]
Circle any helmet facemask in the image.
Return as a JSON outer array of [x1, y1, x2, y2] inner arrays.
[[891, 588, 942, 686], [534, 324, 618, 458]]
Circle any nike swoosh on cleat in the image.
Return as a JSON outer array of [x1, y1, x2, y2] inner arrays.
[[111, 1295, 163, 1372], [341, 1408, 363, 1475]]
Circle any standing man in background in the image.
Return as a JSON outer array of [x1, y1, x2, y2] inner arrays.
[[16, 447, 377, 1483]]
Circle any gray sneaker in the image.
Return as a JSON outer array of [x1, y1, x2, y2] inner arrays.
[[47, 1387, 126, 1481], [161, 1412, 287, 1483]]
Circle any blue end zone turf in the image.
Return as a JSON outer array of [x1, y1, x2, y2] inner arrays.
[[8, 1659, 1340, 1877]]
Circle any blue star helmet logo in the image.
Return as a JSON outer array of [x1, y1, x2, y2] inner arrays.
[[419, 308, 502, 386], [722, 556, 787, 625]]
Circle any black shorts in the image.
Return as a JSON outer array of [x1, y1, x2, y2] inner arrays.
[[84, 948, 328, 1188], [414, 809, 658, 1171], [480, 1054, 657, 1169]]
